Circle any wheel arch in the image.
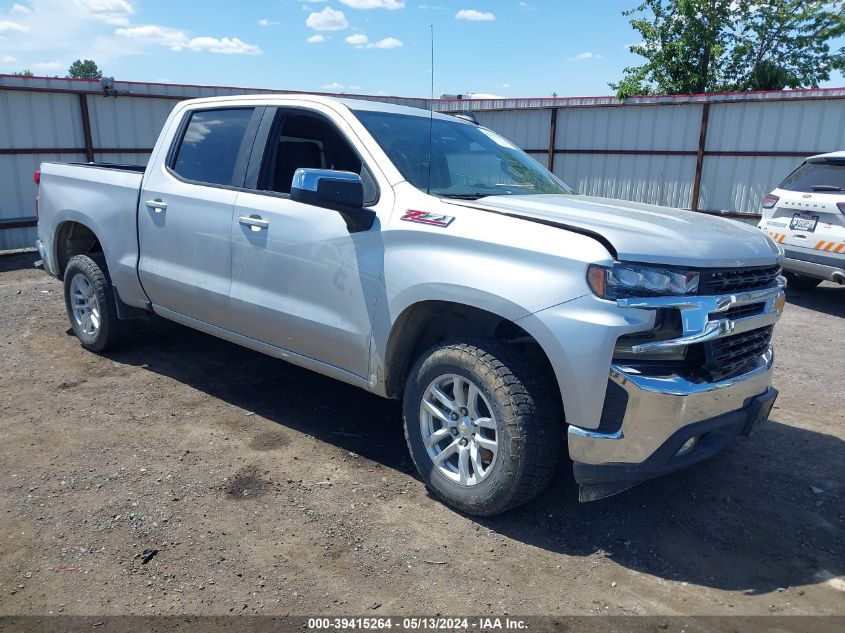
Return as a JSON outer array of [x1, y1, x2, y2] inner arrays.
[[53, 218, 105, 279], [380, 298, 564, 421]]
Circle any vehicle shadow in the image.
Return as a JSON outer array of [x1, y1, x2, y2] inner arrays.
[[785, 282, 845, 318], [105, 315, 845, 598]]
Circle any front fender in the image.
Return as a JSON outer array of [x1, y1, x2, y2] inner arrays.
[[516, 294, 655, 430]]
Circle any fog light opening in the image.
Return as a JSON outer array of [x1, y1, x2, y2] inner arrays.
[[676, 436, 698, 457]]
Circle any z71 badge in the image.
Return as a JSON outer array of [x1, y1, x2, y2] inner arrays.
[[401, 210, 455, 227]]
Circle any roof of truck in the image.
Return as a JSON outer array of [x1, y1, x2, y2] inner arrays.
[[178, 93, 464, 123], [807, 150, 845, 162]]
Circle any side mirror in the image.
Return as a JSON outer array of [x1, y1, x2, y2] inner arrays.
[[290, 168, 374, 232]]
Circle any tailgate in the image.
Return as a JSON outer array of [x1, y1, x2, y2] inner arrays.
[[769, 194, 845, 256], [762, 159, 845, 258]]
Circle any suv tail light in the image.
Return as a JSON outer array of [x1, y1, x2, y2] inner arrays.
[[762, 194, 779, 209]]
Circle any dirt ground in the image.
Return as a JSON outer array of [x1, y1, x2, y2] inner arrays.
[[0, 251, 843, 617]]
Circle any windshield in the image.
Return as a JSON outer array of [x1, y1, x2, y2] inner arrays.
[[352, 110, 572, 199]]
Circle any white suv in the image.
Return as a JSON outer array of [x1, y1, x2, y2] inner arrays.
[[758, 151, 845, 290]]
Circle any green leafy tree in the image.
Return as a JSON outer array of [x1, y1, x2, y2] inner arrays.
[[612, 0, 845, 98], [67, 59, 102, 79], [13, 69, 34, 76]]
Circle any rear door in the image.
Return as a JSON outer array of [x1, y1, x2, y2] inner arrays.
[[768, 159, 845, 257], [138, 106, 262, 328]]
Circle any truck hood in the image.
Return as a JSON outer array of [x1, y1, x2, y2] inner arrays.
[[447, 194, 781, 268]]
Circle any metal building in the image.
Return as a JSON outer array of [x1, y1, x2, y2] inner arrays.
[[2, 73, 844, 251]]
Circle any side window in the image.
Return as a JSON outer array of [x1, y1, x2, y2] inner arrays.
[[259, 111, 378, 204], [172, 108, 255, 186]]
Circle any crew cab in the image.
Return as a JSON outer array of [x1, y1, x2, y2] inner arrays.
[[35, 95, 785, 515], [758, 150, 845, 289]]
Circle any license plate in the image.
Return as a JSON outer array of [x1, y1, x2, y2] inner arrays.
[[790, 213, 819, 232]]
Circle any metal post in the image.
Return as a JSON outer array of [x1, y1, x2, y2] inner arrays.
[[690, 103, 710, 212], [78, 93, 95, 163], [547, 107, 558, 172]]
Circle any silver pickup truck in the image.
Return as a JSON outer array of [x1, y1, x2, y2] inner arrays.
[[35, 95, 786, 516]]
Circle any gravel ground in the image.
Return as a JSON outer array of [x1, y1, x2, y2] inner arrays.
[[0, 251, 843, 617]]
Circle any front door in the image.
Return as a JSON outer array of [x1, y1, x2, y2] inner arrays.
[[229, 107, 388, 379]]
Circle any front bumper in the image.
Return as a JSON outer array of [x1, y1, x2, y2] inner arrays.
[[569, 349, 777, 501]]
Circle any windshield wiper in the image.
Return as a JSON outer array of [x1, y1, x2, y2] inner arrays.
[[438, 193, 491, 200], [811, 184, 842, 191]]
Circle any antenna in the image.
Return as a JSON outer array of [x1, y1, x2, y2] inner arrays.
[[426, 24, 434, 194]]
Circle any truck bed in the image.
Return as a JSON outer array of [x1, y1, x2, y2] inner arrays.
[[66, 162, 147, 173], [37, 161, 146, 309]]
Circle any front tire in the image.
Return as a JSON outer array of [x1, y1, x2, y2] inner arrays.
[[63, 254, 126, 353], [403, 340, 562, 516]]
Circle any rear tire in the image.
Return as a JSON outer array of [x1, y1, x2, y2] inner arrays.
[[403, 339, 562, 516], [785, 272, 822, 291], [63, 254, 127, 353]]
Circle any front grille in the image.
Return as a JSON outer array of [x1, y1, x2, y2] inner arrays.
[[685, 326, 773, 382], [710, 302, 765, 321], [698, 265, 781, 295]]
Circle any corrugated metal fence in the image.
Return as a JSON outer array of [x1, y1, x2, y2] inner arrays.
[[2, 74, 844, 250]]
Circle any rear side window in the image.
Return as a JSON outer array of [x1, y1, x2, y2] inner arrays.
[[779, 161, 845, 193], [172, 108, 254, 186]]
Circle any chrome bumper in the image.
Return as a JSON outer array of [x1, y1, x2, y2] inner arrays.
[[568, 278, 785, 469], [568, 347, 774, 466]]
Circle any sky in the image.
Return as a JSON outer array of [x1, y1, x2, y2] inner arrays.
[[0, 0, 843, 98]]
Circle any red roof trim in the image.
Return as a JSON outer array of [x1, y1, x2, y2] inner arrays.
[[1, 73, 843, 104]]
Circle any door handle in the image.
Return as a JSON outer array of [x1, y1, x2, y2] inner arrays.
[[145, 199, 167, 213], [238, 215, 269, 231]]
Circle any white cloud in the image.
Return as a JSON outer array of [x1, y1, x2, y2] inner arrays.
[[569, 51, 603, 61], [186, 36, 261, 55], [322, 81, 344, 90], [368, 36, 402, 49], [338, 0, 404, 8], [10, 4, 32, 14], [345, 33, 402, 49], [1, 55, 19, 62], [76, 0, 134, 26], [0, 20, 29, 32], [455, 9, 494, 21], [306, 34, 327, 43], [33, 61, 61, 68], [258, 18, 278, 27], [306, 7, 348, 31], [114, 24, 188, 50], [345, 33, 369, 45], [114, 25, 261, 54]]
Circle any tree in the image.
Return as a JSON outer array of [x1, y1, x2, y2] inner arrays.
[[67, 59, 102, 80], [13, 69, 34, 76], [612, 0, 845, 98]]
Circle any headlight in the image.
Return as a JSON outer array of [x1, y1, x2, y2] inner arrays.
[[587, 263, 699, 300]]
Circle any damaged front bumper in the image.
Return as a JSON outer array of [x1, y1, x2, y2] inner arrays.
[[569, 348, 777, 501], [567, 278, 785, 502]]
